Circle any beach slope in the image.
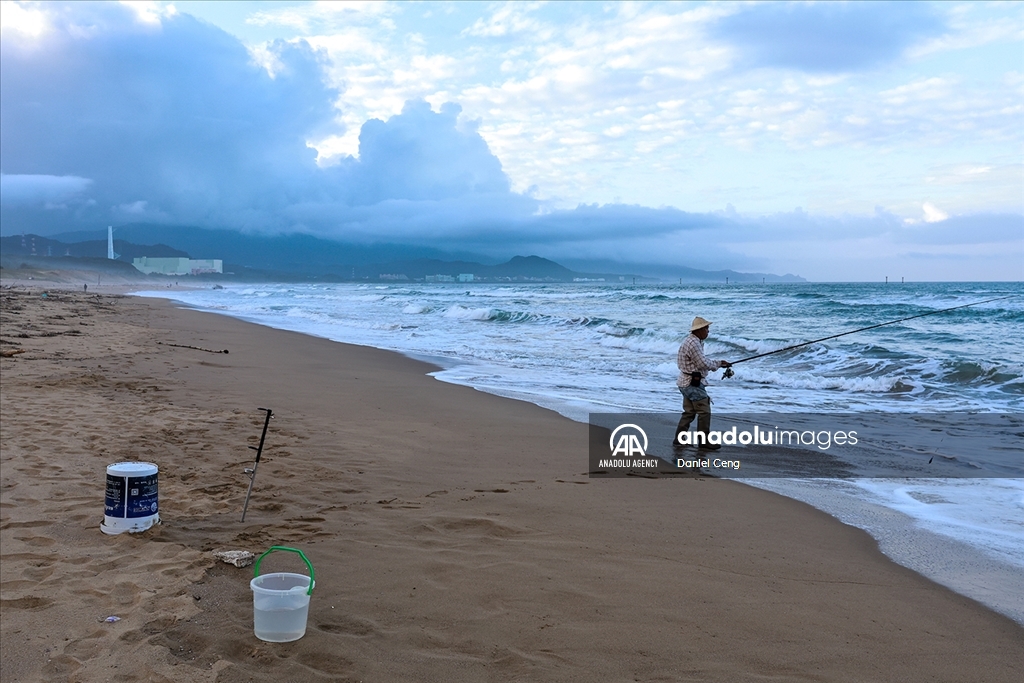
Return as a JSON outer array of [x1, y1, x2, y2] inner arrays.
[[1, 288, 1020, 682]]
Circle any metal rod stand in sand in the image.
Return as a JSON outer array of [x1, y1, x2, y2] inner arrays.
[[722, 295, 1014, 378], [241, 407, 273, 522]]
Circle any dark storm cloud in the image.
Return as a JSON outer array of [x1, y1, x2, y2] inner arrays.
[[1, 2, 332, 230], [0, 2, 716, 252], [712, 2, 945, 73]]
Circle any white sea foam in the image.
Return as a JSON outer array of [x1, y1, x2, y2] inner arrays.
[[596, 335, 678, 355], [735, 366, 904, 393], [853, 479, 1024, 568], [443, 305, 495, 320], [715, 334, 793, 355]]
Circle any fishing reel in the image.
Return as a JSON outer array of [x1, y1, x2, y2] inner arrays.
[[723, 366, 735, 379]]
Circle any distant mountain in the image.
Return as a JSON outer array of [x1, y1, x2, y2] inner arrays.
[[362, 256, 570, 279], [490, 255, 577, 280], [658, 266, 804, 283], [354, 255, 621, 282], [1, 234, 187, 261], [558, 258, 805, 283], [45, 224, 494, 275], [6, 224, 804, 282]]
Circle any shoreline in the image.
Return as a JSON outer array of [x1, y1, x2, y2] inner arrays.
[[2, 286, 1021, 681], [130, 284, 1024, 624], [748, 478, 1024, 624]]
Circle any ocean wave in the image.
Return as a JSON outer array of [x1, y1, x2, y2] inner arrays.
[[941, 361, 1021, 386], [558, 315, 609, 327], [441, 305, 545, 323], [443, 305, 496, 320], [493, 309, 547, 323], [590, 322, 645, 337], [151, 281, 1023, 416], [714, 334, 793, 356], [998, 382, 1024, 395], [733, 366, 908, 393], [596, 335, 679, 355]]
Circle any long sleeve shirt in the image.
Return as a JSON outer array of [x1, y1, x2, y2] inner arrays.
[[676, 333, 724, 387]]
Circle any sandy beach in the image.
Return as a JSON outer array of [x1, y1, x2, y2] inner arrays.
[[1, 286, 1021, 683]]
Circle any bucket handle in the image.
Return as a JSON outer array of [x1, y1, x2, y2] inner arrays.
[[253, 546, 315, 595]]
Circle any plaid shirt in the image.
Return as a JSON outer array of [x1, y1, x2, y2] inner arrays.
[[676, 333, 724, 387]]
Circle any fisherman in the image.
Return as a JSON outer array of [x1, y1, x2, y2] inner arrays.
[[675, 316, 731, 451]]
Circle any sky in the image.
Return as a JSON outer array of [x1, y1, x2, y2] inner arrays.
[[1, 0, 1022, 281]]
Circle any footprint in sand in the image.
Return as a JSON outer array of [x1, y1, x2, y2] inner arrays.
[[315, 616, 378, 637], [295, 650, 355, 675], [41, 654, 81, 679], [1, 596, 54, 610]]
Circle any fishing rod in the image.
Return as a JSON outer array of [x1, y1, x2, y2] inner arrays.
[[240, 407, 273, 522], [722, 295, 1013, 378]]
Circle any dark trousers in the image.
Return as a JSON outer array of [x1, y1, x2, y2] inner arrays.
[[676, 395, 711, 445]]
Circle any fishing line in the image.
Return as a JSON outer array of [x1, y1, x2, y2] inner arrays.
[[722, 295, 1014, 378]]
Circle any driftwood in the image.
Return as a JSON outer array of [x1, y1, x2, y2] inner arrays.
[[157, 341, 229, 354], [0, 348, 26, 358]]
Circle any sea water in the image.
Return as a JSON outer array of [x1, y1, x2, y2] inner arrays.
[[140, 281, 1024, 621]]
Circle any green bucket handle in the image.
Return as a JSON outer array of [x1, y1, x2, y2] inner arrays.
[[253, 546, 315, 596]]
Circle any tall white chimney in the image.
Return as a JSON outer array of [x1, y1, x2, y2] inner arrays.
[[107, 226, 115, 259]]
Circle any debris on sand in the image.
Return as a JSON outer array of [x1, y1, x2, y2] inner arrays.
[[213, 550, 255, 567]]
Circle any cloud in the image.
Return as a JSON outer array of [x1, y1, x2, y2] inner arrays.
[[247, 1, 393, 34], [0, 173, 92, 206], [921, 202, 949, 223], [0, 0, 49, 37], [240, 1, 1021, 221], [1, 1, 337, 230], [711, 2, 945, 73], [0, 2, 1019, 282], [462, 1, 550, 40], [341, 100, 510, 204], [0, 3, 524, 238]]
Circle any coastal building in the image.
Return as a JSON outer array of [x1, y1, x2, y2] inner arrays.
[[457, 273, 474, 282], [132, 257, 223, 275], [426, 274, 455, 282]]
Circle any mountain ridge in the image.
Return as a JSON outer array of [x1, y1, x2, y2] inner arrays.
[[2, 225, 804, 282]]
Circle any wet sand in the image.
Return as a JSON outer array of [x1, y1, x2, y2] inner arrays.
[[1, 287, 1021, 682]]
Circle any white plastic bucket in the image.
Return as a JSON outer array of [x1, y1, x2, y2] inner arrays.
[[250, 547, 315, 642], [100, 461, 159, 535]]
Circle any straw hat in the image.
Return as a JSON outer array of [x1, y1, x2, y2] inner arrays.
[[690, 316, 712, 332]]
